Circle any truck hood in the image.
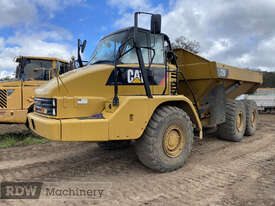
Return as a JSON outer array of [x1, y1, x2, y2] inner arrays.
[[35, 64, 115, 98]]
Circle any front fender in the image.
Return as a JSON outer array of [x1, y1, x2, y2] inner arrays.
[[146, 96, 203, 139]]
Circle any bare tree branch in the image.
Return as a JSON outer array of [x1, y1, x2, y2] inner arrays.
[[171, 36, 200, 54]]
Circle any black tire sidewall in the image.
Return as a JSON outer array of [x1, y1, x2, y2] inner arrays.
[[218, 100, 246, 142], [150, 110, 193, 169], [243, 100, 258, 136]]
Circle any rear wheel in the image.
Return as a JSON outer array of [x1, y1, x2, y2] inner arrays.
[[217, 100, 246, 142], [97, 140, 131, 150], [135, 106, 194, 172], [242, 100, 258, 136]]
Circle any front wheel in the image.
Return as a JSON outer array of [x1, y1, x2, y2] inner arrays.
[[135, 106, 194, 172]]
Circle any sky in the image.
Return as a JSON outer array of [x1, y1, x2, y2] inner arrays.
[[0, 0, 275, 78]]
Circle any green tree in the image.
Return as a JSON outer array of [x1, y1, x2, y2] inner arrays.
[[262, 71, 275, 88]]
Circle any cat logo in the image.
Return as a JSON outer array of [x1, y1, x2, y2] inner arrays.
[[127, 69, 143, 84]]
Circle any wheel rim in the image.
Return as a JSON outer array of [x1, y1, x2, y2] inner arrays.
[[236, 111, 244, 132], [163, 125, 185, 158], [251, 109, 257, 128]]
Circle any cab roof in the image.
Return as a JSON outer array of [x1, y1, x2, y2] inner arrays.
[[16, 56, 69, 63]]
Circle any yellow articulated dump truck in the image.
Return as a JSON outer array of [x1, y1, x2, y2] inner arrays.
[[28, 12, 262, 172], [0, 56, 72, 125]]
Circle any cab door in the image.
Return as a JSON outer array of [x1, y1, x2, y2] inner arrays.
[[149, 34, 167, 95], [114, 33, 167, 96], [22, 59, 53, 110], [22, 80, 47, 110]]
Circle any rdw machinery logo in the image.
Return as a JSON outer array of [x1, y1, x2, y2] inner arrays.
[[1, 182, 42, 199]]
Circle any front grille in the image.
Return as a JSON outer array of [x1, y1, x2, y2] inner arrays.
[[0, 89, 7, 108]]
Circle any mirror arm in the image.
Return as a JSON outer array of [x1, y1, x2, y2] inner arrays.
[[134, 11, 154, 27], [77, 39, 84, 68]]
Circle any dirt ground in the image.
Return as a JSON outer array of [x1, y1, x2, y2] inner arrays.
[[0, 114, 275, 206]]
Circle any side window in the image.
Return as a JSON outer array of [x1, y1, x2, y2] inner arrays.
[[151, 34, 164, 64], [120, 32, 164, 65], [121, 30, 150, 64], [23, 59, 52, 80], [120, 47, 149, 64], [59, 63, 69, 75], [120, 44, 138, 64]]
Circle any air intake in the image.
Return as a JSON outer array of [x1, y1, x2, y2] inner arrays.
[[0, 89, 8, 108]]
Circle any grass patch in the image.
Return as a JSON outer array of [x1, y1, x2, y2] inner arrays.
[[0, 131, 50, 148]]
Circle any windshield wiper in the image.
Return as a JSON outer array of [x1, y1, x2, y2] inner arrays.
[[92, 60, 114, 65]]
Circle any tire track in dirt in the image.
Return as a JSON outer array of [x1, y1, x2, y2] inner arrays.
[[0, 115, 275, 206]]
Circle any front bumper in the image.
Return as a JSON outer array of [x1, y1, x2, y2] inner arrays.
[[27, 112, 109, 141], [28, 113, 61, 141]]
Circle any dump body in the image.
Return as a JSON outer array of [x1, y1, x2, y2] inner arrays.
[[174, 49, 263, 126]]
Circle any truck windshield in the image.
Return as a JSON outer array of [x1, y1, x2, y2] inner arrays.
[[19, 59, 53, 81], [88, 31, 128, 65]]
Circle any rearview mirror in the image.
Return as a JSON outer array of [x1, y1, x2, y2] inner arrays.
[[151, 14, 161, 34], [81, 40, 87, 53]]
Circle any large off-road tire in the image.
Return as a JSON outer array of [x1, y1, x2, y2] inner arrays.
[[25, 104, 34, 129], [97, 140, 131, 150], [135, 106, 194, 172], [217, 100, 246, 142], [242, 100, 258, 136]]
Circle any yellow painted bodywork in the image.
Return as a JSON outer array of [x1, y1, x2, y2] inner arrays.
[[28, 112, 61, 140], [0, 110, 27, 123], [0, 56, 69, 123], [28, 95, 202, 141], [0, 80, 46, 123]]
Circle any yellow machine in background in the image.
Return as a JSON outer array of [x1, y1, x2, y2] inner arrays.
[[0, 56, 72, 124], [28, 12, 262, 172]]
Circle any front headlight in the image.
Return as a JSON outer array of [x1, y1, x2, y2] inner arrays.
[[34, 98, 57, 116]]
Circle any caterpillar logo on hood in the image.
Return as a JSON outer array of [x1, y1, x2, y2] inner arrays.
[[127, 69, 143, 84], [106, 66, 165, 86]]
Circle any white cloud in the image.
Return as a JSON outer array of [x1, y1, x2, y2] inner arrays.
[[0, 0, 83, 78], [33, 0, 85, 18], [0, 31, 74, 72], [0, 0, 37, 27], [109, 0, 275, 71], [107, 0, 164, 28], [0, 38, 5, 50], [108, 0, 152, 13], [201, 39, 233, 59], [0, 0, 86, 27], [0, 71, 15, 79]]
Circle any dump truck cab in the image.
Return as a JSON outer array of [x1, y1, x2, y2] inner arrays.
[[28, 12, 262, 172], [0, 56, 71, 124]]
